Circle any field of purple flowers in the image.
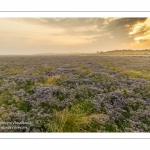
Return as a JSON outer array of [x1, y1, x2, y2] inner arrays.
[[0, 55, 150, 132]]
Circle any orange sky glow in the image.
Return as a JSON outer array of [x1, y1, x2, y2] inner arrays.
[[0, 18, 150, 55]]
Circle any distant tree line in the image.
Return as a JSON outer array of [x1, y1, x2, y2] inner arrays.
[[97, 49, 150, 55]]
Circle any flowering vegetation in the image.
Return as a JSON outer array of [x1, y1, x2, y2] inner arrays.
[[0, 55, 150, 132]]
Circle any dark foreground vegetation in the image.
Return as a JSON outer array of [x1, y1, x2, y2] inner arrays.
[[0, 55, 150, 132]]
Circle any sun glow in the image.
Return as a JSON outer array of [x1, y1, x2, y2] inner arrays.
[[134, 34, 150, 43], [129, 19, 150, 43], [134, 36, 145, 43], [129, 23, 143, 35]]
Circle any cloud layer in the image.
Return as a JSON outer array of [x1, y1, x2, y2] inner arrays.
[[0, 18, 150, 54]]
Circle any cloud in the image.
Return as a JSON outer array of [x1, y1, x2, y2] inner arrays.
[[134, 26, 149, 36], [13, 18, 106, 44], [105, 18, 147, 36], [15, 18, 148, 40], [1, 17, 150, 55], [15, 18, 105, 28]]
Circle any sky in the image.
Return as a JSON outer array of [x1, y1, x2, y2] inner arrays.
[[0, 18, 150, 55]]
